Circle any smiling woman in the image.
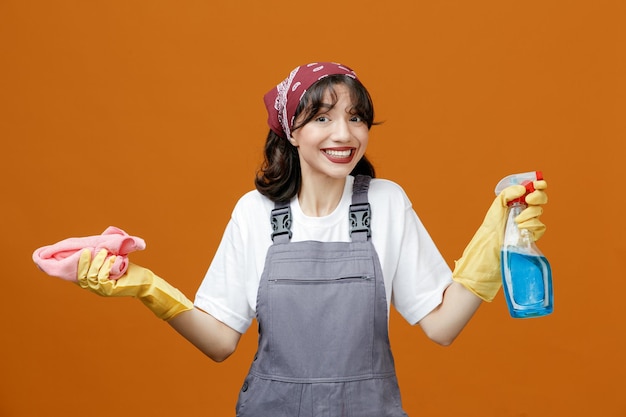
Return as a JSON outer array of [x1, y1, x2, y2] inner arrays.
[[34, 61, 549, 416]]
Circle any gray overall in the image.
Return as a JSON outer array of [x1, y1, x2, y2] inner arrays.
[[236, 175, 408, 417]]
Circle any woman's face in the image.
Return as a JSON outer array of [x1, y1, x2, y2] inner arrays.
[[291, 84, 369, 182]]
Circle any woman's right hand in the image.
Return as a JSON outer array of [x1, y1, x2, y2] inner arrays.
[[76, 248, 124, 296], [76, 248, 194, 320]]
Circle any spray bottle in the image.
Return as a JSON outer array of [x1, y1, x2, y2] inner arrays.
[[495, 171, 553, 318]]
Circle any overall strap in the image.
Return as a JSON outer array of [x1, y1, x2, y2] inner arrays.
[[350, 175, 372, 241], [270, 201, 292, 244]]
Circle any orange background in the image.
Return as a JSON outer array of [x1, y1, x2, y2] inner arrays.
[[1, 1, 624, 416]]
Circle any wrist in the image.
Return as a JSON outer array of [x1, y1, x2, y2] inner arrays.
[[137, 273, 194, 320]]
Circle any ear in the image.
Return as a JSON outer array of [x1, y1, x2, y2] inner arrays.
[[288, 136, 298, 147]]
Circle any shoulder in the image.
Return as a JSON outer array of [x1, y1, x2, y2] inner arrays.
[[232, 189, 275, 214], [369, 177, 408, 195], [368, 178, 413, 211], [229, 190, 275, 232]]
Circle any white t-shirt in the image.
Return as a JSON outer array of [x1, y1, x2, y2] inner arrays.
[[194, 176, 453, 334]]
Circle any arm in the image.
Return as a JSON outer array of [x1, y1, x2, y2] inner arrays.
[[77, 249, 241, 362], [418, 282, 482, 346], [168, 308, 241, 362]]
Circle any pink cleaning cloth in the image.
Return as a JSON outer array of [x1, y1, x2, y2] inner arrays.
[[32, 226, 146, 282]]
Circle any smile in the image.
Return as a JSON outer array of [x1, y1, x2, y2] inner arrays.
[[323, 149, 353, 158]]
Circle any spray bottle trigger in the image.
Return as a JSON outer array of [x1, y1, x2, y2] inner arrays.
[[507, 180, 536, 207], [495, 171, 543, 206]]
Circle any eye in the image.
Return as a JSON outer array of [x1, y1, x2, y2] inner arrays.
[[315, 115, 329, 122], [350, 115, 364, 123]]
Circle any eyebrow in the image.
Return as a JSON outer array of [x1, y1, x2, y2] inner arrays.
[[312, 103, 336, 115]]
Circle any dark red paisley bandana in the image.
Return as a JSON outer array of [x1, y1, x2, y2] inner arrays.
[[263, 62, 358, 139]]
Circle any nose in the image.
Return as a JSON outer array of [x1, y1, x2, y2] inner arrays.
[[330, 117, 352, 142]]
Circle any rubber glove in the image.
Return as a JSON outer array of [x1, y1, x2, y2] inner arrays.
[[452, 180, 548, 302], [77, 249, 194, 320], [515, 180, 548, 240]]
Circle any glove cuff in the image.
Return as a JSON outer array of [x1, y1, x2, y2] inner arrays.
[[451, 231, 502, 302], [452, 271, 501, 302], [138, 274, 194, 321]]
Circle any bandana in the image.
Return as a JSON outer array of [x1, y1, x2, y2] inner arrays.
[[263, 62, 358, 139]]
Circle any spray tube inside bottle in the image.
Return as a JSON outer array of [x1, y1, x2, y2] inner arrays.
[[495, 171, 553, 318]]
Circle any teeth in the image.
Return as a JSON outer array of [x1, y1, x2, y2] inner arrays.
[[324, 149, 352, 157]]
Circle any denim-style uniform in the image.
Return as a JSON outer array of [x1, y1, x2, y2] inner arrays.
[[235, 176, 408, 417]]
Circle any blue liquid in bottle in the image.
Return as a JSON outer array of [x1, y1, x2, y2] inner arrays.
[[495, 171, 553, 318], [501, 249, 553, 318]]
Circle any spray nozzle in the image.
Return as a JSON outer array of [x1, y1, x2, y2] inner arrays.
[[494, 171, 543, 206]]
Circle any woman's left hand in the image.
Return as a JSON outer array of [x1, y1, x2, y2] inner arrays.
[[515, 180, 548, 240]]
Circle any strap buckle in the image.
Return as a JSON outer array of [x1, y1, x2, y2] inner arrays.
[[271, 206, 293, 242], [349, 203, 371, 237]]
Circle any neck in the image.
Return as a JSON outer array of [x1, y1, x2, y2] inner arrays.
[[298, 176, 347, 217]]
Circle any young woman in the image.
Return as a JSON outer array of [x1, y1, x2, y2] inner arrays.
[[46, 62, 548, 416]]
